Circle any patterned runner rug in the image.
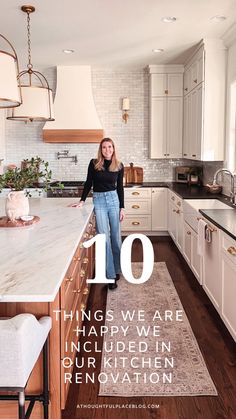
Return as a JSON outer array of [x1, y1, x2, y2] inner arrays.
[[99, 262, 217, 396]]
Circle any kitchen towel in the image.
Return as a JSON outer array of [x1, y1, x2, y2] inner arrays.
[[197, 219, 207, 256]]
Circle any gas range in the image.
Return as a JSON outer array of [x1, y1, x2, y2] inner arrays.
[[47, 181, 87, 198]]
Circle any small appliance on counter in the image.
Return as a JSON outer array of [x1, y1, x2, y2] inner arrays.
[[175, 166, 203, 185], [124, 163, 143, 185]]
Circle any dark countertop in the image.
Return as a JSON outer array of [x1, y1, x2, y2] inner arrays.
[[199, 209, 236, 241]]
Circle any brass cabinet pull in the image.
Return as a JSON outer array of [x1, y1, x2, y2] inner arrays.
[[193, 79, 197, 83], [132, 191, 140, 195], [227, 246, 236, 256], [132, 205, 140, 209], [83, 257, 89, 264], [132, 221, 140, 225], [183, 153, 187, 156], [65, 276, 74, 283], [176, 209, 180, 214], [80, 303, 86, 310], [80, 269, 86, 278], [166, 153, 170, 156], [73, 288, 81, 293], [83, 287, 89, 295], [165, 89, 168, 94], [187, 231, 191, 235], [184, 87, 188, 91], [192, 154, 196, 157]]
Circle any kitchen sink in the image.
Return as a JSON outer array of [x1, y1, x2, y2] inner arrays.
[[183, 199, 234, 232], [184, 199, 234, 212]]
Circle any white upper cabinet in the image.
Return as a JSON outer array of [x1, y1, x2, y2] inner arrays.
[[151, 73, 183, 96], [149, 65, 184, 159], [183, 39, 226, 161]]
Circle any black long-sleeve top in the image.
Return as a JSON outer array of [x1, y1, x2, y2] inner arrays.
[[81, 159, 124, 208]]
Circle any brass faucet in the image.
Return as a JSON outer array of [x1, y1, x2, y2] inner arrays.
[[213, 168, 235, 204]]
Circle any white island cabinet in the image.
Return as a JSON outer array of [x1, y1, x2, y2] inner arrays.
[[0, 198, 95, 419]]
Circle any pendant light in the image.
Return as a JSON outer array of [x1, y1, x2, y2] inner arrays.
[[0, 34, 22, 108], [7, 5, 54, 122]]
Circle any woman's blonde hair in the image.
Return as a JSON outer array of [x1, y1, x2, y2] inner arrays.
[[94, 138, 121, 171]]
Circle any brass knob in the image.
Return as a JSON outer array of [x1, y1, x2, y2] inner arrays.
[[88, 222, 93, 228], [132, 221, 140, 225], [176, 209, 180, 214], [187, 231, 191, 235], [63, 359, 72, 367], [192, 154, 196, 157], [165, 89, 168, 94], [183, 153, 187, 156], [193, 79, 197, 83], [79, 242, 84, 248], [227, 246, 236, 256], [132, 192, 140, 195], [73, 288, 81, 293], [65, 276, 74, 282], [80, 269, 86, 278], [184, 87, 188, 91], [132, 205, 140, 209], [80, 303, 86, 310], [83, 287, 89, 295], [83, 257, 89, 264]]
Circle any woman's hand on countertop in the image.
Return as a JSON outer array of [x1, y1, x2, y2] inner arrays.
[[68, 201, 84, 208], [120, 208, 125, 222]]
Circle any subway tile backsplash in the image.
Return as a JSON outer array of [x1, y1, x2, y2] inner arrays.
[[4, 67, 223, 185]]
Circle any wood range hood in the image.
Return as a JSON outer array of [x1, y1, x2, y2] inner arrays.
[[43, 65, 104, 143]]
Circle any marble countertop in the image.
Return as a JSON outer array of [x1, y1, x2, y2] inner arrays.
[[199, 209, 236, 241], [0, 198, 94, 302]]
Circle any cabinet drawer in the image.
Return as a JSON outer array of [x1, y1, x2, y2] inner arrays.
[[124, 188, 151, 199], [125, 200, 151, 214], [121, 215, 151, 231], [169, 190, 182, 209], [221, 231, 236, 265]]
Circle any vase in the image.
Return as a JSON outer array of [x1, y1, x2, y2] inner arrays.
[[5, 191, 29, 221]]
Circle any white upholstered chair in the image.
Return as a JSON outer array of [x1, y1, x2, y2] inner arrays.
[[0, 314, 52, 419]]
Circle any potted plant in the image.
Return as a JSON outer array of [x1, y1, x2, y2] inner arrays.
[[0, 156, 53, 221]]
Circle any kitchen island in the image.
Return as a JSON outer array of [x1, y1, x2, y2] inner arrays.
[[0, 198, 95, 419]]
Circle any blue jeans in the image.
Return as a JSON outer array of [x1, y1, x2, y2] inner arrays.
[[93, 190, 121, 279]]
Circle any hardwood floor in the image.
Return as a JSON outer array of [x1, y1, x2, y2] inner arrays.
[[62, 237, 236, 419]]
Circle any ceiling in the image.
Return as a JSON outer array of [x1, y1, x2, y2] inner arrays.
[[1, 0, 236, 69]]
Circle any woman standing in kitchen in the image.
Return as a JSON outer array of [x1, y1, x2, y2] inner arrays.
[[74, 138, 125, 290]]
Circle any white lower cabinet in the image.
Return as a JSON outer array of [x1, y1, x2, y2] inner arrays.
[[183, 221, 201, 283], [220, 232, 236, 341], [168, 190, 183, 251], [202, 218, 221, 310], [122, 187, 167, 233], [151, 188, 167, 231]]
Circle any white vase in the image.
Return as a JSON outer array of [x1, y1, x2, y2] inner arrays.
[[5, 191, 29, 221]]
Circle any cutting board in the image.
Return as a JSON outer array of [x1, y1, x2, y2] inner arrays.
[[124, 163, 143, 184]]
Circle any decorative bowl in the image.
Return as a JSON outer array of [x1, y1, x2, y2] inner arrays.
[[206, 183, 222, 194]]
